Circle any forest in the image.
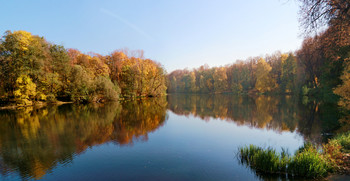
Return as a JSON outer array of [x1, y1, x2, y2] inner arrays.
[[0, 32, 167, 106]]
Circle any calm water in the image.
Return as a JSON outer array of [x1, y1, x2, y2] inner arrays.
[[0, 95, 343, 180]]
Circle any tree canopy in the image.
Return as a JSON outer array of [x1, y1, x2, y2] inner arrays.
[[0, 30, 167, 106]]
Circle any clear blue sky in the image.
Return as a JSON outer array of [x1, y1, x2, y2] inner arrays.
[[0, 0, 302, 72]]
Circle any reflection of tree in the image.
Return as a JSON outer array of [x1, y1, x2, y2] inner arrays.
[[112, 98, 168, 145], [0, 98, 167, 180], [168, 94, 341, 143]]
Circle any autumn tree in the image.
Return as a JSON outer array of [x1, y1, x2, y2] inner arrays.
[[213, 67, 227, 93], [255, 58, 276, 93], [298, 0, 350, 35], [281, 54, 298, 93], [334, 54, 350, 109], [13, 75, 37, 106], [0, 30, 50, 104], [114, 56, 166, 98]]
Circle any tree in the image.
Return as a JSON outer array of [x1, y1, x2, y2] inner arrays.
[[92, 76, 120, 101], [281, 54, 298, 93], [0, 31, 49, 100], [13, 75, 37, 106], [298, 0, 350, 34], [255, 58, 276, 93], [333, 52, 350, 108], [68, 65, 92, 102], [105, 51, 127, 82], [213, 67, 227, 93], [297, 37, 324, 88]]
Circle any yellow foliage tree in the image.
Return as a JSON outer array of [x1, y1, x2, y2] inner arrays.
[[13, 75, 37, 106], [10, 30, 33, 52], [255, 58, 277, 93]]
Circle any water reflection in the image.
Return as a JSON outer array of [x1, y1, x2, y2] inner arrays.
[[0, 98, 167, 180], [167, 94, 341, 143], [0, 95, 344, 180]]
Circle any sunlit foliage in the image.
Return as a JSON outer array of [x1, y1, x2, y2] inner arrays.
[[167, 53, 299, 94], [0, 30, 167, 105]]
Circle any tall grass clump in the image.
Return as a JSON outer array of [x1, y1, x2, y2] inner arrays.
[[288, 144, 334, 178], [238, 145, 290, 175], [238, 143, 334, 178]]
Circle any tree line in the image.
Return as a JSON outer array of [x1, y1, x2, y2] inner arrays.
[[0, 31, 167, 106], [167, 53, 299, 94]]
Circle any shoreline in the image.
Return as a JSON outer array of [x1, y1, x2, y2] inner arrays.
[[0, 101, 73, 110]]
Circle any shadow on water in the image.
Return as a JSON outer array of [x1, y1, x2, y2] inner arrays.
[[0, 98, 168, 180]]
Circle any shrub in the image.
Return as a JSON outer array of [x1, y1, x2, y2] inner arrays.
[[331, 131, 350, 152]]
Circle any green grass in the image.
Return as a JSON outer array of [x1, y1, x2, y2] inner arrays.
[[238, 143, 334, 178], [239, 145, 290, 174]]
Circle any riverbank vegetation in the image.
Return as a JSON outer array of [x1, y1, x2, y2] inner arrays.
[[238, 131, 350, 178], [0, 31, 167, 106]]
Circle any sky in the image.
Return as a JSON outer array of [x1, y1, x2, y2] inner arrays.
[[0, 0, 302, 72]]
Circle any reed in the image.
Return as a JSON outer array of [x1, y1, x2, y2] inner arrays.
[[238, 143, 333, 178], [288, 144, 333, 178]]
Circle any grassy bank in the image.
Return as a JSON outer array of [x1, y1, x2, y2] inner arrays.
[[238, 131, 350, 178]]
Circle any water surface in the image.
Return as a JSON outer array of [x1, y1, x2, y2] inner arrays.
[[0, 95, 342, 180]]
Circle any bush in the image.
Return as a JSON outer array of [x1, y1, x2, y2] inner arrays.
[[330, 131, 350, 153]]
